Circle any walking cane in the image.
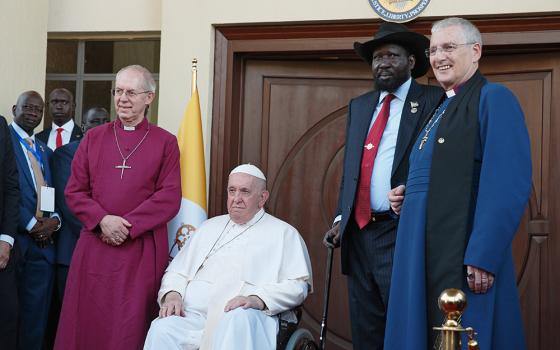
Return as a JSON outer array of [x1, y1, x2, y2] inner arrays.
[[319, 245, 334, 350]]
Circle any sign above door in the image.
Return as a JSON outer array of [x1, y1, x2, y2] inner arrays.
[[367, 0, 431, 23]]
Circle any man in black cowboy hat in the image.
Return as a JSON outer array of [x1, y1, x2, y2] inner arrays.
[[323, 22, 442, 349]]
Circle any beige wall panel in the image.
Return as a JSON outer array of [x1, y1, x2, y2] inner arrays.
[[48, 0, 161, 32], [0, 0, 49, 124]]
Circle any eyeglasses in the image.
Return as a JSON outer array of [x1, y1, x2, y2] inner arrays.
[[111, 88, 152, 98], [425, 42, 476, 57], [21, 104, 43, 113]]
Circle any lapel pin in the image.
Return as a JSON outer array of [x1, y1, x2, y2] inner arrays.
[[438, 137, 445, 144], [410, 101, 419, 114], [39, 145, 45, 152]]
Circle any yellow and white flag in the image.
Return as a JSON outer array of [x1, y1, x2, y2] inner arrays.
[[168, 60, 207, 259]]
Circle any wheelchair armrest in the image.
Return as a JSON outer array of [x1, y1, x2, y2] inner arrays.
[[277, 305, 304, 349]]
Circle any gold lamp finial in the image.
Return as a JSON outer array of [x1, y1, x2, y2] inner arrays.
[[433, 288, 479, 350], [438, 288, 467, 327]]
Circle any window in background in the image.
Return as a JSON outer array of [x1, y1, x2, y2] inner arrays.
[[45, 38, 160, 129]]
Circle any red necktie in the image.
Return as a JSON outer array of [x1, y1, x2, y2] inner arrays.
[[354, 93, 394, 229], [56, 127, 64, 148]]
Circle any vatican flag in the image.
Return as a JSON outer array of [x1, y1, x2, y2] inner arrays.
[[168, 59, 207, 259]]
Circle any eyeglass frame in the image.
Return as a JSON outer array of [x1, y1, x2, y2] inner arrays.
[[21, 104, 44, 113], [425, 42, 477, 58], [111, 88, 153, 98]]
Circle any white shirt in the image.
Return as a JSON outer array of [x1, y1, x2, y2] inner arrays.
[[46, 119, 75, 150], [0, 235, 14, 247], [368, 77, 412, 212]]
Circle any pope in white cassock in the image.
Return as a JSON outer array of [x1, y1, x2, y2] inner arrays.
[[144, 164, 313, 350]]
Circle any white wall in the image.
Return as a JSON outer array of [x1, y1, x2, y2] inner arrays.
[[0, 0, 49, 122], [48, 0, 161, 32]]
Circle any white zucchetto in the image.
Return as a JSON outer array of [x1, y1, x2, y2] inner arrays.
[[229, 164, 266, 181]]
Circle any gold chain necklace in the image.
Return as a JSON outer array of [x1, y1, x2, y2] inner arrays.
[[198, 211, 266, 270]]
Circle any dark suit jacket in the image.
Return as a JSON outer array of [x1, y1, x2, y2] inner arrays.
[[0, 115, 20, 350], [9, 125, 56, 263], [336, 80, 442, 271], [51, 141, 81, 266], [0, 116, 19, 240], [36, 123, 83, 147]]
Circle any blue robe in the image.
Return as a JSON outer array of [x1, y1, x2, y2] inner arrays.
[[384, 82, 531, 350]]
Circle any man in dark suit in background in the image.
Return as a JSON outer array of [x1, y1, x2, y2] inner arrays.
[[82, 107, 110, 132], [36, 88, 83, 150], [10, 91, 61, 350], [52, 106, 109, 298], [323, 23, 442, 349], [0, 115, 21, 350]]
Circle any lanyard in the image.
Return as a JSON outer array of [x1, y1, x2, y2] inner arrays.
[[16, 133, 43, 167]]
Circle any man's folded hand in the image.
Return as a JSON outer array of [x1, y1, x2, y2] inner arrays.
[[322, 222, 341, 248]]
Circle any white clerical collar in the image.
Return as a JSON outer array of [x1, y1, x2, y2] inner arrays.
[[232, 208, 265, 227], [118, 117, 148, 131]]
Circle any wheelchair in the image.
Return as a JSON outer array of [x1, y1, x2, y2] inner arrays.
[[276, 306, 318, 350], [277, 242, 335, 350]]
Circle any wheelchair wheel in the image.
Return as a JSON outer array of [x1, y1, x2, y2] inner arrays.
[[284, 328, 318, 350]]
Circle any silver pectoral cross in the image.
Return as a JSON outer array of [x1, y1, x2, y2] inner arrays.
[[115, 159, 131, 179], [419, 135, 428, 150]]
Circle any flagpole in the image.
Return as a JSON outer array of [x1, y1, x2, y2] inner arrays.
[[167, 57, 206, 259], [191, 58, 198, 97]]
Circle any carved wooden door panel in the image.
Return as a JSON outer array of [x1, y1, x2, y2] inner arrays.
[[240, 59, 371, 349]]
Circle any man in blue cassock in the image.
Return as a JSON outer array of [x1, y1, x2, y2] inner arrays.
[[384, 17, 531, 350]]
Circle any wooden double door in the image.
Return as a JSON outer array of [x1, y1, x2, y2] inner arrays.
[[210, 18, 560, 349]]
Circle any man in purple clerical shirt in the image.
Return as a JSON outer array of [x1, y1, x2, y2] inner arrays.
[[54, 65, 181, 350]]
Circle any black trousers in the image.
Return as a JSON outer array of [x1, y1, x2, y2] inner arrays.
[[0, 244, 20, 350], [344, 218, 397, 350]]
